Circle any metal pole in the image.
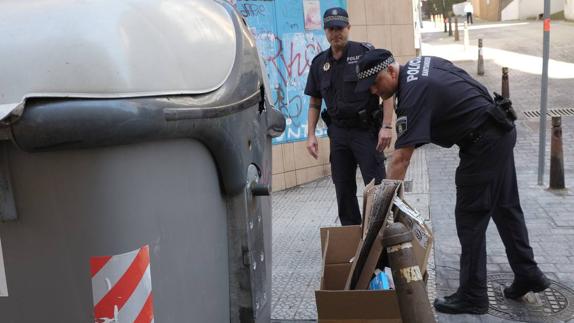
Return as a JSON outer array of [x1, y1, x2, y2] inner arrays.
[[537, 0, 551, 185]]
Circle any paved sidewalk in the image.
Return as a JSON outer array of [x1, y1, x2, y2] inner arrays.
[[271, 20, 574, 322], [423, 19, 574, 323]]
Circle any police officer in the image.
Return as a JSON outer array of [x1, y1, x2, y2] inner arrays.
[[305, 7, 393, 226], [355, 49, 549, 314]]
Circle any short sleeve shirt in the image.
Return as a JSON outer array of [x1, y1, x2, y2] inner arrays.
[[394, 56, 492, 149], [304, 41, 379, 119]]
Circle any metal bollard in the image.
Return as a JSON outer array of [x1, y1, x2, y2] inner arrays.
[[448, 16, 453, 36], [463, 22, 470, 51], [477, 39, 484, 75], [382, 223, 436, 323], [454, 17, 460, 41], [501, 67, 510, 98], [550, 116, 565, 189]]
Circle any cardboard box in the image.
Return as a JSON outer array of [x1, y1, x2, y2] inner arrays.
[[358, 181, 433, 281], [315, 226, 402, 322], [392, 197, 433, 275]]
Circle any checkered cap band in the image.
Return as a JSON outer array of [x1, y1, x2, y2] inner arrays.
[[357, 56, 395, 80], [324, 15, 349, 23]]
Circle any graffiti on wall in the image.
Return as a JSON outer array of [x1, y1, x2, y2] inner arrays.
[[227, 0, 346, 144]]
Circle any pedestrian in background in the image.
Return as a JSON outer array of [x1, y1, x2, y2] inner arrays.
[[356, 49, 549, 314], [305, 7, 394, 226], [465, 1, 474, 24]]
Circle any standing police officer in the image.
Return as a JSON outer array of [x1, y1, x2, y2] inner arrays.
[[355, 49, 549, 314], [305, 7, 393, 226]]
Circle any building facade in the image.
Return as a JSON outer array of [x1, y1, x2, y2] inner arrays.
[[471, 0, 565, 21]]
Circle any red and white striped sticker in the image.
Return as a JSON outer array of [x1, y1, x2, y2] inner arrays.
[[90, 245, 154, 323]]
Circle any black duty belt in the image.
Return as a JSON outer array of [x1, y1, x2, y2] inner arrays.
[[332, 117, 363, 128]]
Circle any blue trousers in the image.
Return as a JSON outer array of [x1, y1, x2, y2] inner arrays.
[[328, 125, 385, 225], [455, 124, 542, 303]]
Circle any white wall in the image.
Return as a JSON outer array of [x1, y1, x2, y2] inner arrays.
[[501, 0, 520, 20], [566, 0, 574, 20], [452, 2, 467, 16], [518, 0, 563, 19]]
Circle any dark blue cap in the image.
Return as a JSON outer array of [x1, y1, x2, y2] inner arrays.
[[323, 7, 349, 29], [355, 48, 395, 93]]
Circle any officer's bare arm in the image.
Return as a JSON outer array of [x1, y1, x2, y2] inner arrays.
[[307, 97, 322, 137], [387, 146, 415, 180], [382, 98, 394, 127]]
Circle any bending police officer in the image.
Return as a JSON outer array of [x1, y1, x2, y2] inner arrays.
[[355, 49, 549, 314], [305, 7, 393, 226]]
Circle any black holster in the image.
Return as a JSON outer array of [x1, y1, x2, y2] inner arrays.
[[487, 92, 517, 131], [357, 108, 382, 130]]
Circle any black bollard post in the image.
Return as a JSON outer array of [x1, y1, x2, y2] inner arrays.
[[454, 17, 460, 41], [502, 67, 509, 98], [383, 223, 436, 323], [550, 116, 565, 190], [477, 39, 484, 75]]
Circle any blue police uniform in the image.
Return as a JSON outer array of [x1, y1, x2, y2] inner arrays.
[[305, 41, 385, 225], [393, 56, 546, 306]]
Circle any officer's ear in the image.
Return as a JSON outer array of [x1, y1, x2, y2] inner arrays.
[[387, 64, 399, 80]]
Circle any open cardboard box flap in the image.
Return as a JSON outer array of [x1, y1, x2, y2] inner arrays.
[[316, 226, 401, 322]]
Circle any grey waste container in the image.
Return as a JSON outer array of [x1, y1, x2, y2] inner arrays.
[[0, 0, 285, 322]]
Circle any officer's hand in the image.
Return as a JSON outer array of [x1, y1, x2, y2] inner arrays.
[[306, 135, 319, 159], [376, 127, 392, 152]]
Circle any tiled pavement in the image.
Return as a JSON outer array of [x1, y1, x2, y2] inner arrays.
[[271, 20, 574, 322]]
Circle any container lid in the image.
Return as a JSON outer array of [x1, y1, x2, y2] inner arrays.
[[0, 0, 237, 119]]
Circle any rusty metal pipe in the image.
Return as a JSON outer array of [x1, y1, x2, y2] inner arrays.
[[383, 223, 436, 323], [550, 116, 565, 190]]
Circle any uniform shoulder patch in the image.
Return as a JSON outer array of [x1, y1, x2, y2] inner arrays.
[[361, 42, 375, 51], [396, 116, 408, 137]]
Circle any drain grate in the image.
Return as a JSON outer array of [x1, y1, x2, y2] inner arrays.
[[487, 273, 574, 322], [523, 108, 574, 119]]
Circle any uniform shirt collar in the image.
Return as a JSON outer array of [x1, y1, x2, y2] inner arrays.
[[327, 43, 349, 62]]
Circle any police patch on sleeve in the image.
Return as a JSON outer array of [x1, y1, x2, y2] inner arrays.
[[396, 116, 407, 137], [361, 42, 375, 50]]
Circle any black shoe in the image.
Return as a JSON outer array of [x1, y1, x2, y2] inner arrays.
[[504, 274, 551, 299], [433, 294, 489, 315], [443, 290, 459, 300]]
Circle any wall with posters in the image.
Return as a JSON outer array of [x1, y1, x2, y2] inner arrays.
[[225, 0, 416, 191], [230, 0, 346, 145]]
